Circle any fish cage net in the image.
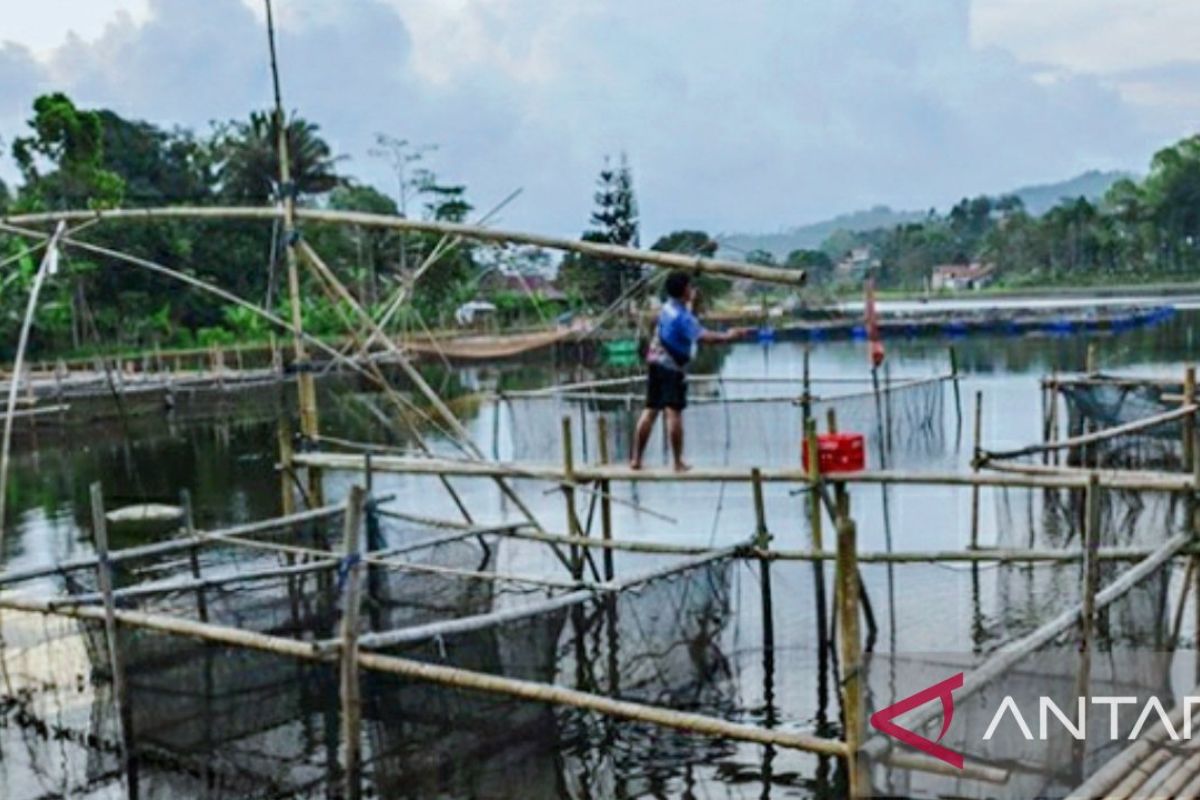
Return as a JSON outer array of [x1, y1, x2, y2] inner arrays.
[[17, 508, 747, 798], [869, 555, 1182, 800], [1056, 377, 1185, 469], [502, 376, 946, 470]]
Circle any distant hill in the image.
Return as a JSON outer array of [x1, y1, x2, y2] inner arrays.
[[716, 169, 1132, 260], [1007, 169, 1132, 215], [716, 205, 925, 260]]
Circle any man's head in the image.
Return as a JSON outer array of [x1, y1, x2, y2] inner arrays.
[[665, 270, 693, 302]]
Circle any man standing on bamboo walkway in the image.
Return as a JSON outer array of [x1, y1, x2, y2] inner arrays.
[[630, 271, 749, 472]]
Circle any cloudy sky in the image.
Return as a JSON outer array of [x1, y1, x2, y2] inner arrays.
[[1, 0, 1197, 240]]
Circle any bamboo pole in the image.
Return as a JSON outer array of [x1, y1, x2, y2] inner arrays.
[[0, 503, 346, 588], [0, 221, 66, 554], [1071, 472, 1100, 773], [180, 488, 208, 624], [292, 453, 1200, 492], [970, 390, 983, 549], [751, 468, 769, 549], [835, 508, 868, 798], [597, 415, 615, 581], [562, 415, 582, 578], [380, 517, 1189, 561], [949, 346, 962, 443], [0, 589, 846, 760], [1184, 367, 1196, 472], [297, 240, 546, 532], [278, 418, 296, 516], [91, 482, 137, 797], [0, 206, 808, 287], [338, 486, 367, 800], [984, 403, 1199, 461], [353, 545, 740, 650], [264, 0, 321, 490]]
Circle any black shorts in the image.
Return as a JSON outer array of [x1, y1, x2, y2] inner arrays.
[[646, 363, 687, 410]]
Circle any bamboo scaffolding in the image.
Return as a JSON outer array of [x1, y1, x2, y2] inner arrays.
[[292, 452, 1200, 492], [0, 206, 807, 287]]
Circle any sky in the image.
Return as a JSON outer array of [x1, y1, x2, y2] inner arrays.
[[0, 0, 1197, 241]]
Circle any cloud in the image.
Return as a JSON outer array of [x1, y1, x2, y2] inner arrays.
[[0, 0, 1192, 238]]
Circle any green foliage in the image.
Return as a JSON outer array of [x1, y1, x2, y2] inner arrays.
[[650, 230, 730, 299], [215, 111, 342, 202], [12, 92, 125, 209], [0, 93, 488, 357], [823, 136, 1200, 290], [559, 154, 640, 308]]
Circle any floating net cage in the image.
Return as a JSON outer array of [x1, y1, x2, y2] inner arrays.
[[14, 506, 743, 798], [1056, 376, 1185, 469], [502, 374, 947, 470], [869, 558, 1180, 800]]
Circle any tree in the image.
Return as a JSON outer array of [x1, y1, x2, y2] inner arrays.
[[650, 230, 729, 299], [784, 249, 834, 284], [215, 111, 342, 202], [585, 154, 641, 306], [12, 92, 125, 209]]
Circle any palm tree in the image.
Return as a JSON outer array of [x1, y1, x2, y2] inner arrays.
[[217, 111, 342, 202]]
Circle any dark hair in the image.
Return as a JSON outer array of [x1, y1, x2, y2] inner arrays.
[[665, 270, 691, 300]]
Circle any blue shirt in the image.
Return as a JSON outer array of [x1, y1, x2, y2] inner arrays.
[[649, 298, 705, 370]]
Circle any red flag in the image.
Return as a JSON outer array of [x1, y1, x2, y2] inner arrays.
[[865, 277, 885, 368]]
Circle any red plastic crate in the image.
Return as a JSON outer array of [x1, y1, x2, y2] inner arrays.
[[802, 432, 866, 473]]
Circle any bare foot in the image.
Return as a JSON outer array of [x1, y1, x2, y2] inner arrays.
[[673, 461, 692, 473], [629, 459, 643, 471]]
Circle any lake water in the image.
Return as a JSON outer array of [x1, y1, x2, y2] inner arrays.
[[2, 306, 1198, 799]]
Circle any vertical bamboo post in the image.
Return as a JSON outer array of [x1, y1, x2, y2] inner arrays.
[[753, 466, 778, 747], [180, 489, 208, 624], [338, 485, 367, 800], [1073, 472, 1101, 771], [949, 346, 962, 444], [835, 499, 867, 798], [597, 415, 615, 581], [970, 390, 983, 549], [802, 347, 813, 424], [752, 467, 768, 549], [562, 415, 582, 578], [1086, 341, 1098, 376], [1183, 367, 1195, 473], [265, 0, 321, 505], [91, 483, 137, 798], [805, 417, 832, 743], [278, 420, 296, 516], [1049, 374, 1061, 466]]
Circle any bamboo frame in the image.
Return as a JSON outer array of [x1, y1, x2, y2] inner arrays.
[[291, 452, 1200, 492], [3, 203, 1197, 797], [0, 206, 807, 286]]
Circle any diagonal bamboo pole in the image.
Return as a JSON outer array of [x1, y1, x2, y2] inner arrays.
[[297, 239, 548, 532], [0, 206, 808, 286], [0, 221, 66, 555]]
